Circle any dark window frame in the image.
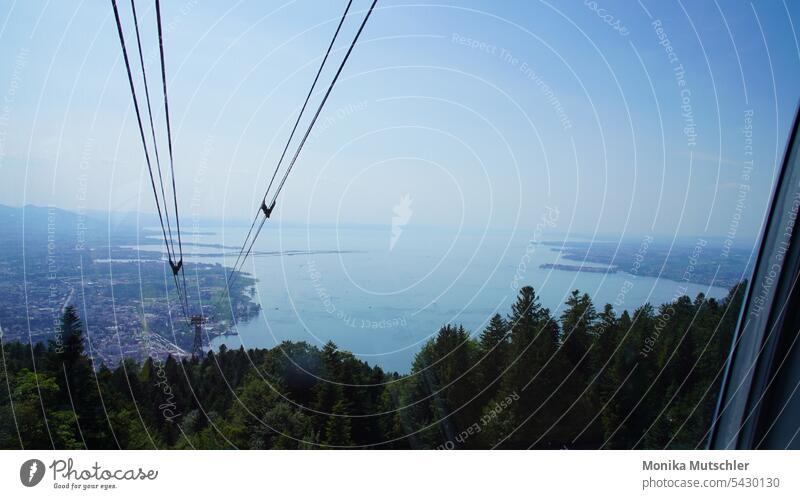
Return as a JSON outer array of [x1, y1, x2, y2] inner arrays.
[[709, 104, 800, 449]]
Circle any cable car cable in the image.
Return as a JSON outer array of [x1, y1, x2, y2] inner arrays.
[[227, 0, 355, 286], [226, 0, 378, 293], [155, 0, 190, 311]]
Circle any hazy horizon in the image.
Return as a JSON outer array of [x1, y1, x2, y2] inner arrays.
[[0, 201, 762, 246]]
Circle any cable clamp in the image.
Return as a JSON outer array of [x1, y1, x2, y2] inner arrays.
[[169, 258, 183, 275], [261, 200, 276, 218]]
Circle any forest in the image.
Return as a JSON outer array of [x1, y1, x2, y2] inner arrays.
[[0, 282, 744, 449]]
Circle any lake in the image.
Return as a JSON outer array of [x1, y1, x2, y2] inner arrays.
[[142, 224, 729, 373]]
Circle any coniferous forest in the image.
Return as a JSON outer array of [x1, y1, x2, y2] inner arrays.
[[0, 283, 744, 449]]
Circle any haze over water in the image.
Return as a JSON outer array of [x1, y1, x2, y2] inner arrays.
[[136, 224, 730, 373]]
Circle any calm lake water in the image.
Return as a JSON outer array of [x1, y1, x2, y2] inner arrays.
[[140, 224, 729, 373]]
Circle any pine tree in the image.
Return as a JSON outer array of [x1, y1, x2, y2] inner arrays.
[[52, 306, 107, 447], [480, 314, 509, 352], [560, 290, 598, 374], [323, 400, 353, 447], [477, 314, 509, 407], [499, 286, 561, 448], [312, 341, 346, 441], [594, 304, 619, 408], [603, 304, 653, 448]]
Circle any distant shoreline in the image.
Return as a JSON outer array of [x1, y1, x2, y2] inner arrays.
[[539, 263, 617, 274], [540, 240, 751, 288]]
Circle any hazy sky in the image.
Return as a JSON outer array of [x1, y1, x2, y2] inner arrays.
[[1, 0, 799, 239]]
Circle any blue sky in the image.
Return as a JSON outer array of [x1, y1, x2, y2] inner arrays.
[[0, 0, 798, 239]]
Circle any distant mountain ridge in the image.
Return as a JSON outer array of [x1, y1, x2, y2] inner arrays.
[[0, 204, 139, 247]]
